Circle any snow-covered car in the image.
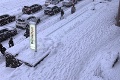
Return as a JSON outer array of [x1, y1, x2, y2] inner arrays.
[[62, 0, 77, 7], [22, 4, 42, 14], [0, 27, 17, 42], [0, 14, 16, 26], [45, 0, 63, 6], [44, 4, 61, 15], [16, 14, 40, 29]]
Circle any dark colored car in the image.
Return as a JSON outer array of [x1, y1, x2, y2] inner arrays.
[[0, 14, 16, 26], [0, 27, 17, 42], [22, 4, 42, 14], [44, 4, 60, 16]]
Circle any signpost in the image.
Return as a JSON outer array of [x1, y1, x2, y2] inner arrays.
[[29, 21, 37, 52]]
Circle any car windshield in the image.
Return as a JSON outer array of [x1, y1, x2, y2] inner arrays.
[[17, 19, 25, 22], [31, 4, 38, 7], [24, 6, 30, 10], [46, 7, 52, 10], [27, 17, 36, 21]]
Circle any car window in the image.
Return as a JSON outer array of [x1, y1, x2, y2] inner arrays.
[[31, 4, 38, 8], [34, 4, 39, 7], [47, 7, 52, 9], [18, 19, 25, 22], [27, 16, 36, 21], [31, 5, 35, 8], [24, 7, 31, 10], [53, 6, 58, 9], [24, 6, 29, 8]]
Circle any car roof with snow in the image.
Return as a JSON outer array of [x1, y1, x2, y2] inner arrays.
[[47, 4, 57, 8], [18, 13, 40, 20], [19, 14, 34, 19]]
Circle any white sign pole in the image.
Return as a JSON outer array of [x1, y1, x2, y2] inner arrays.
[[29, 21, 37, 52]]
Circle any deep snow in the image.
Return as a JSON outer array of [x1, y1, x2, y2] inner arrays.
[[0, 0, 120, 80]]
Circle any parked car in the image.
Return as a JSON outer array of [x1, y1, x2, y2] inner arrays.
[[0, 14, 16, 26], [16, 14, 40, 29], [0, 27, 17, 42], [44, 4, 61, 16], [62, 0, 77, 7], [45, 0, 63, 6], [22, 4, 42, 14]]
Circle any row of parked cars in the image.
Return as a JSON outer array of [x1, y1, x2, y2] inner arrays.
[[45, 0, 81, 7], [17, 4, 61, 29], [0, 0, 81, 41], [0, 27, 17, 42], [0, 3, 61, 40]]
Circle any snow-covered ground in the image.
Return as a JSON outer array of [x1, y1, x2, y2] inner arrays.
[[0, 0, 120, 80]]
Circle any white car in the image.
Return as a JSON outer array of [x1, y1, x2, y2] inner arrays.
[[45, 0, 63, 6], [62, 0, 77, 7], [16, 14, 40, 29]]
